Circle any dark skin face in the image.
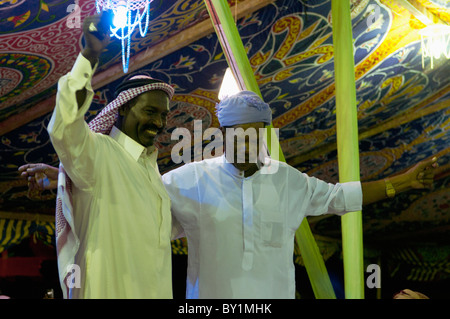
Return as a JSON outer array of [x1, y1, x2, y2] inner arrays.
[[116, 90, 170, 148], [221, 122, 265, 177]]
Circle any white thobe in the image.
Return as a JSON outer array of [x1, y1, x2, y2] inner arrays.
[[162, 155, 362, 299], [48, 53, 173, 298]]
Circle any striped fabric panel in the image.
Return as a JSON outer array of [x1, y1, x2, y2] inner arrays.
[[389, 247, 450, 282], [0, 219, 55, 253], [1, 218, 189, 256], [171, 238, 188, 255]]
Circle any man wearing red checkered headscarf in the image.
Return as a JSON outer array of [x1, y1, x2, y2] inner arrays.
[[47, 12, 177, 299]]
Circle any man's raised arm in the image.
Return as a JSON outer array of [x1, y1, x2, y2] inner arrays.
[[75, 12, 111, 109], [46, 12, 110, 190]]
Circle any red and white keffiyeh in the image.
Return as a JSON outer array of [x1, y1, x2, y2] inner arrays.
[[55, 76, 174, 298]]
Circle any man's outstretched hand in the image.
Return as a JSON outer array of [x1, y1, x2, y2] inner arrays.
[[404, 156, 439, 190], [18, 163, 59, 192]]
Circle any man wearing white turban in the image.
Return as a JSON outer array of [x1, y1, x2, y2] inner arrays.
[[47, 12, 177, 299], [162, 90, 439, 299]]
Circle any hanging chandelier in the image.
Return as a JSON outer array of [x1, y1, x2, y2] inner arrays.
[[95, 0, 151, 73], [419, 24, 450, 69]]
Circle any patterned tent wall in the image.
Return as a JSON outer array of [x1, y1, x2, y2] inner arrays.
[[0, 214, 55, 253], [387, 246, 450, 282]]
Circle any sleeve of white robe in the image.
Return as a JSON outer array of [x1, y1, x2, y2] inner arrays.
[[47, 53, 98, 191], [162, 163, 201, 233], [287, 166, 362, 227]]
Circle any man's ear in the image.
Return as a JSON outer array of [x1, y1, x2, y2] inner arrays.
[[119, 103, 130, 116], [116, 104, 129, 129]]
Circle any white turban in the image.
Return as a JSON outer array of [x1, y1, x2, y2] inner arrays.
[[216, 91, 272, 127]]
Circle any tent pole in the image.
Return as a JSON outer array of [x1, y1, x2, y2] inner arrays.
[[204, 0, 336, 299], [331, 0, 364, 299]]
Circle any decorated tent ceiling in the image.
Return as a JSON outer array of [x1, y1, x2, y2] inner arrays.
[[0, 0, 449, 280]]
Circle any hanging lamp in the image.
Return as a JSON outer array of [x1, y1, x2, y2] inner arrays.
[[95, 0, 151, 73]]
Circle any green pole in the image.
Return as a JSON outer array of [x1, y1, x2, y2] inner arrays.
[[331, 0, 364, 299], [204, 0, 336, 299]]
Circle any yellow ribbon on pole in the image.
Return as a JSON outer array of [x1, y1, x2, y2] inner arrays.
[[331, 0, 364, 299], [204, 0, 336, 299]]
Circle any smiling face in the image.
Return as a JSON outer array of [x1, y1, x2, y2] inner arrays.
[[118, 90, 170, 148]]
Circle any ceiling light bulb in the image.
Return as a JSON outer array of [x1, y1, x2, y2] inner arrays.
[[113, 5, 128, 29]]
